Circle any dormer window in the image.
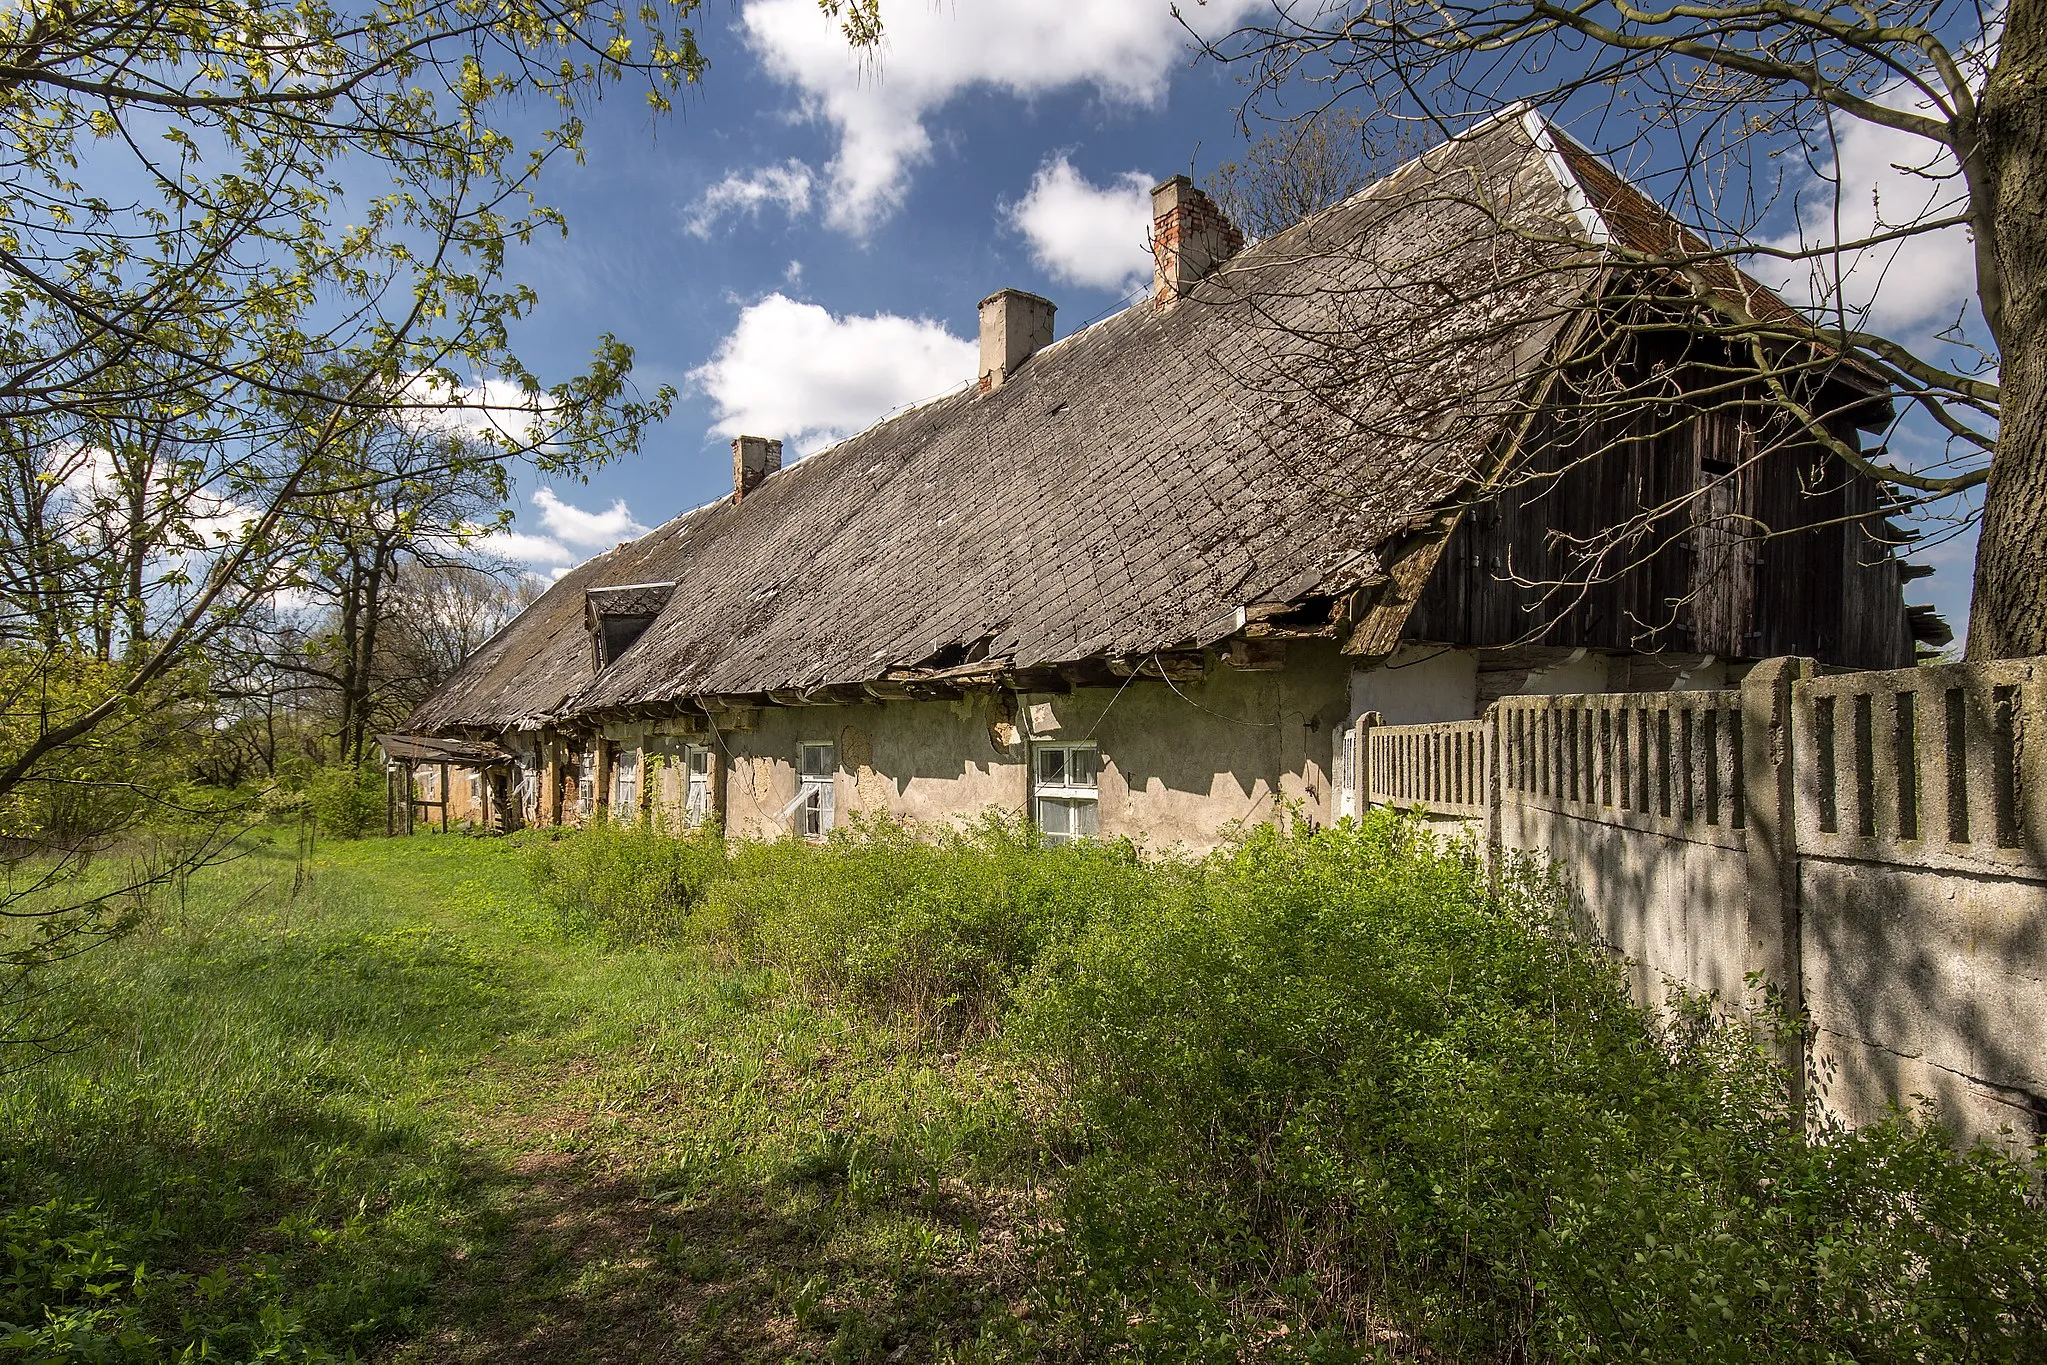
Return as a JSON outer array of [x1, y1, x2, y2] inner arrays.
[[584, 581, 678, 670]]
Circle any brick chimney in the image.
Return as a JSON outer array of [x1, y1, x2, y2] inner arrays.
[[1150, 176, 1244, 304], [732, 435, 782, 500], [977, 288, 1056, 394]]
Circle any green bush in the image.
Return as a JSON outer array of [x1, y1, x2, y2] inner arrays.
[[1009, 810, 2047, 1361], [698, 812, 1161, 1034], [302, 764, 387, 840], [523, 815, 729, 944]]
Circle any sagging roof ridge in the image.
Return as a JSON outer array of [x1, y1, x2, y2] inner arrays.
[[395, 109, 1706, 736]]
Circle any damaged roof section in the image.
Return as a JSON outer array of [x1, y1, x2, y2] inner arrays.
[[402, 110, 1731, 734]]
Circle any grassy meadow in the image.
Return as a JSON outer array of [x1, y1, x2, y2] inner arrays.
[[1, 816, 2043, 1362]]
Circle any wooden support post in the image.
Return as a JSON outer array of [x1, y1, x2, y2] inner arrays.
[[542, 733, 561, 827], [439, 762, 450, 832]]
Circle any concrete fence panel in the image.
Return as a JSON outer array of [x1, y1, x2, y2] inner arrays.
[[1366, 718, 1490, 822], [1361, 655, 2047, 1146], [1790, 660, 2047, 1142]]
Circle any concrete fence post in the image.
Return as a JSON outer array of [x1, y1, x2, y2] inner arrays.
[[1484, 701, 1504, 900], [1739, 655, 1814, 1110], [1355, 710, 1381, 811]]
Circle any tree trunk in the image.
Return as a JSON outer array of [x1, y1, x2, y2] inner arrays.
[[1969, 0, 2047, 660], [351, 549, 390, 765], [335, 554, 363, 763]]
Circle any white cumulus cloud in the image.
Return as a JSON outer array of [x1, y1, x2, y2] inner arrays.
[[686, 159, 816, 237], [472, 528, 579, 567], [401, 372, 557, 447], [531, 487, 648, 548], [1011, 157, 1155, 293], [1764, 87, 1978, 343], [740, 0, 1262, 233], [691, 293, 975, 454], [461, 489, 647, 572]]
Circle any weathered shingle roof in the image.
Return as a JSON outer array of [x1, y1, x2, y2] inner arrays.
[[403, 109, 1682, 734]]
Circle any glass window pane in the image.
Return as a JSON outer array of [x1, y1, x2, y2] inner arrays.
[[1068, 746, 1097, 788], [801, 744, 834, 778], [689, 747, 708, 777], [1036, 796, 1070, 836], [1038, 748, 1065, 785], [1073, 798, 1098, 838]]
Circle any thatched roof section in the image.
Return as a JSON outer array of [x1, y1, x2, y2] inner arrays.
[[403, 109, 1725, 735]]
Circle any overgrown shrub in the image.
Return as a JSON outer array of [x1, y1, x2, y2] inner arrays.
[[523, 815, 729, 943], [302, 764, 386, 840], [698, 813, 1162, 1034], [1010, 810, 2047, 1361], [514, 807, 2047, 1356]]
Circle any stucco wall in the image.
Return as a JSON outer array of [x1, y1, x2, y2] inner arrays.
[[699, 640, 1351, 851], [718, 696, 1028, 841], [1350, 645, 1479, 725], [1040, 639, 1351, 850]]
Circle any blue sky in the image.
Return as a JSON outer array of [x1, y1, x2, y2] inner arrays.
[[480, 1, 1263, 570], [478, 0, 1981, 644]]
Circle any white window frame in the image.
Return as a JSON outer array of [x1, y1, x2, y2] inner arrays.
[[611, 747, 639, 821], [1033, 741, 1099, 844], [683, 744, 713, 829], [797, 741, 836, 839], [574, 749, 596, 821]]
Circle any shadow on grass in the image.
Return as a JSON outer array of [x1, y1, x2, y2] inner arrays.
[[398, 1138, 1031, 1365], [0, 917, 538, 1359]]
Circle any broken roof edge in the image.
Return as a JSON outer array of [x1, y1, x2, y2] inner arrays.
[[376, 733, 513, 765]]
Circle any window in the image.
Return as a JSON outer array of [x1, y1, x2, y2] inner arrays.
[[574, 749, 596, 820], [797, 741, 835, 839], [1034, 742, 1099, 844], [1334, 724, 1357, 821], [683, 744, 713, 828], [417, 766, 439, 801], [611, 747, 638, 820]]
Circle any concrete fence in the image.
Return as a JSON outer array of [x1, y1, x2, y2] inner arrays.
[[1357, 655, 2047, 1147]]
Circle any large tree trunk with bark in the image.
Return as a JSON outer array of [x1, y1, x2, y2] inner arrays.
[[1969, 0, 2047, 660]]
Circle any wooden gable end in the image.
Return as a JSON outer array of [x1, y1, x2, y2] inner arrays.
[[1401, 329, 1913, 670]]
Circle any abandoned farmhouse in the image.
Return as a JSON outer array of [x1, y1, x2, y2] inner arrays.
[[388, 106, 1937, 849]]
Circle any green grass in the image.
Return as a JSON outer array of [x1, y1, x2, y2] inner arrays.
[[0, 833, 1040, 1363], [2, 817, 2043, 1363]]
